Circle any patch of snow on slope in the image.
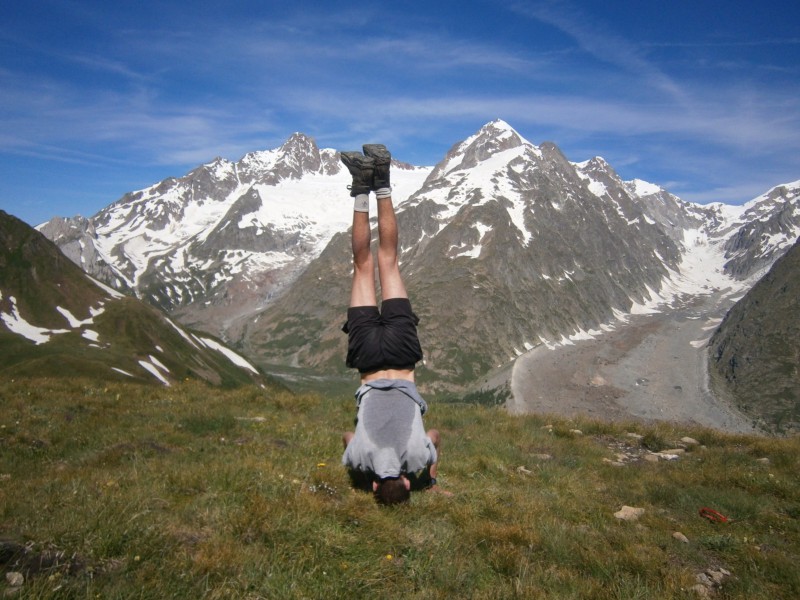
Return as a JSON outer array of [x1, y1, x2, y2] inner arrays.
[[95, 163, 431, 291], [148, 354, 170, 373], [630, 179, 662, 196], [0, 294, 68, 344], [458, 146, 532, 243], [82, 330, 100, 342], [57, 306, 93, 327], [165, 317, 200, 349], [671, 228, 744, 296], [451, 222, 491, 258], [139, 360, 170, 385], [586, 180, 607, 197], [629, 285, 665, 315], [197, 336, 259, 374]]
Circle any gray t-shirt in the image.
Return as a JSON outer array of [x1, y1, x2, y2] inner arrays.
[[342, 387, 437, 479]]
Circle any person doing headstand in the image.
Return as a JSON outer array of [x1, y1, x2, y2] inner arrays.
[[339, 144, 447, 505]]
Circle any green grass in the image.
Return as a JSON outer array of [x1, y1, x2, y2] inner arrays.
[[1, 378, 799, 599]]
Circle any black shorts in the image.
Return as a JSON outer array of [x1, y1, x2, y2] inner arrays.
[[342, 298, 423, 373]]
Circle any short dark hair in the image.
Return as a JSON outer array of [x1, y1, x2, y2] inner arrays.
[[374, 477, 410, 505]]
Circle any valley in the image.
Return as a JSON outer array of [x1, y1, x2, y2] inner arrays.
[[509, 288, 759, 433]]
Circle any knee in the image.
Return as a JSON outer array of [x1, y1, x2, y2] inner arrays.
[[427, 428, 440, 448], [342, 432, 354, 449], [353, 255, 373, 275], [377, 253, 399, 273]]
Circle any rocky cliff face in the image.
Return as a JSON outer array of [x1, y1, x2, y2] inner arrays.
[[709, 238, 800, 433], [36, 215, 131, 293], [720, 184, 800, 279]]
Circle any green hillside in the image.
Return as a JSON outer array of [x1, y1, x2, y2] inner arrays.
[[2, 378, 798, 599], [1, 210, 272, 388], [709, 238, 800, 434]]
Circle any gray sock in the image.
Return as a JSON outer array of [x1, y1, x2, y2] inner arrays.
[[354, 194, 369, 212]]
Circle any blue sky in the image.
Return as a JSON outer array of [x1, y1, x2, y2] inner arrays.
[[2, 1, 799, 226]]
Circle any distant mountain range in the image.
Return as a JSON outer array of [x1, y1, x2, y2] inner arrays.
[[25, 120, 800, 418], [1, 210, 274, 387]]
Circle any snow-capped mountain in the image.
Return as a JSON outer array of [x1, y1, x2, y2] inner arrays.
[[38, 121, 800, 393], [247, 121, 800, 391], [713, 183, 800, 278], [38, 133, 431, 340]]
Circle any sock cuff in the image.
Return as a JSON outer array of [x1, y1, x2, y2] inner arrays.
[[354, 194, 370, 212], [375, 187, 391, 199]]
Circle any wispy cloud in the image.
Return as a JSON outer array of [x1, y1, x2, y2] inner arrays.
[[357, 35, 543, 74], [503, 0, 689, 102], [643, 38, 800, 49], [1, 0, 799, 225]]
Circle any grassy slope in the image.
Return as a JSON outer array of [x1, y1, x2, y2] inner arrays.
[[1, 211, 269, 389], [1, 379, 798, 599]]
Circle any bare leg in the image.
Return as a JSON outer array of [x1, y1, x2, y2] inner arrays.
[[376, 196, 408, 300], [426, 429, 441, 479], [350, 211, 377, 307], [425, 428, 452, 495]]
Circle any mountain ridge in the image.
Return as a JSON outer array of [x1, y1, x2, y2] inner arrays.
[[243, 122, 799, 393], [35, 121, 800, 406]]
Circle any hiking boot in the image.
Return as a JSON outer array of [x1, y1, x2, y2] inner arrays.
[[363, 144, 391, 190], [340, 151, 375, 197]]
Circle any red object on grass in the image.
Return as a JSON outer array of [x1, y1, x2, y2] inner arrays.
[[699, 507, 731, 523]]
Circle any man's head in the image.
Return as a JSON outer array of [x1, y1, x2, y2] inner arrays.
[[373, 475, 411, 505]]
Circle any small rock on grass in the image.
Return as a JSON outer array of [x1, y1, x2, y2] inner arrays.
[[672, 531, 690, 543], [614, 506, 645, 521], [654, 451, 681, 461]]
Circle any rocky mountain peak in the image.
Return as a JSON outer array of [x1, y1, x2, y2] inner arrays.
[[273, 132, 322, 178], [36, 215, 96, 244], [280, 131, 315, 152], [429, 119, 528, 180], [579, 156, 613, 174], [576, 154, 622, 181], [482, 118, 523, 139], [237, 133, 324, 184], [464, 119, 526, 161]]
